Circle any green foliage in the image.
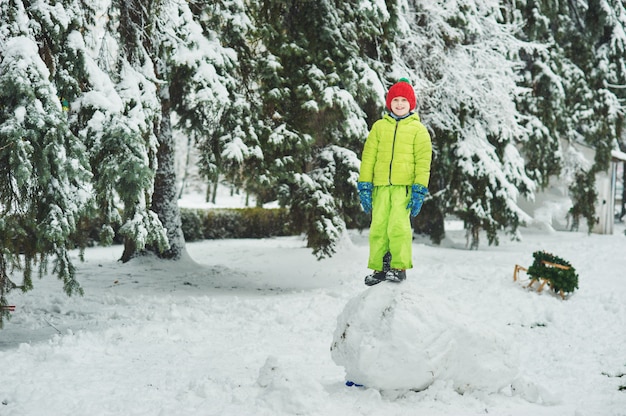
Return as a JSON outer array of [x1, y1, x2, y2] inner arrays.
[[0, 0, 174, 327], [0, 31, 91, 327], [400, 1, 536, 249], [180, 208, 294, 240], [516, 0, 625, 190], [244, 0, 391, 257], [173, 0, 259, 204], [284, 172, 346, 259], [527, 251, 579, 294], [568, 171, 599, 232], [95, 0, 177, 261]]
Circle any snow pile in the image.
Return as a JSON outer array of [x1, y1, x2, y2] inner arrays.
[[256, 356, 326, 414], [331, 280, 521, 394]]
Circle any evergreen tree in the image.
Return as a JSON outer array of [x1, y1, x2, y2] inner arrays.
[[515, 0, 626, 231], [24, 0, 172, 262], [104, 0, 190, 260], [16, 0, 172, 265], [604, 1, 626, 222], [48, 0, 171, 263], [249, 0, 393, 257], [0, 2, 91, 326], [399, 0, 534, 248], [180, 0, 262, 206]]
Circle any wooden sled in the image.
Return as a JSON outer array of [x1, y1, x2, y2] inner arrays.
[[513, 261, 567, 299]]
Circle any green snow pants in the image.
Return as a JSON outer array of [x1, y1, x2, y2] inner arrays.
[[368, 185, 413, 271]]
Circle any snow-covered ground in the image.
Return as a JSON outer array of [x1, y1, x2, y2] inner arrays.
[[1, 215, 625, 415]]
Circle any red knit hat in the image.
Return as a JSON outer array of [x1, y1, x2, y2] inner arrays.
[[385, 78, 416, 111]]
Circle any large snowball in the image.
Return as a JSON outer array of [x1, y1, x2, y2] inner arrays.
[[331, 280, 520, 393]]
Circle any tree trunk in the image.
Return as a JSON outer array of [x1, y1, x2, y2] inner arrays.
[[622, 161, 626, 221], [211, 177, 218, 204], [151, 91, 186, 260], [177, 134, 194, 200]]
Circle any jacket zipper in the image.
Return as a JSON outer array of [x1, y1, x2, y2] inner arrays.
[[388, 120, 399, 185]]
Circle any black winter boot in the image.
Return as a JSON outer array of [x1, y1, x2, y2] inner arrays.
[[364, 252, 392, 286], [364, 271, 386, 286], [385, 269, 406, 283]]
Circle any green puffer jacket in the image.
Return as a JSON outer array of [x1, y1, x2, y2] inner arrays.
[[358, 113, 432, 187]]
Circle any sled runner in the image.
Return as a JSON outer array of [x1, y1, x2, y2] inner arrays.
[[514, 251, 578, 299], [514, 262, 567, 299]]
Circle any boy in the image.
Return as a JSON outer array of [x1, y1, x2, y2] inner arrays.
[[357, 78, 432, 286]]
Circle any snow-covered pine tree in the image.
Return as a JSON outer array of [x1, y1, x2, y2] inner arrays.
[[512, 0, 566, 189], [605, 1, 626, 220], [571, 0, 626, 230], [179, 0, 263, 206], [397, 0, 534, 248], [610, 0, 626, 220], [584, 4, 626, 167], [0, 2, 91, 326], [576, 0, 625, 168], [49, 0, 169, 263], [250, 0, 392, 257], [7, 0, 171, 266], [515, 0, 626, 231], [104, 0, 189, 260]]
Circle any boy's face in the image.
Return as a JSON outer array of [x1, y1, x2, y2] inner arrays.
[[390, 97, 410, 117]]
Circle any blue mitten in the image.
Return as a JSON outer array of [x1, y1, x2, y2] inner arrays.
[[357, 182, 373, 214], [407, 184, 428, 217]]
